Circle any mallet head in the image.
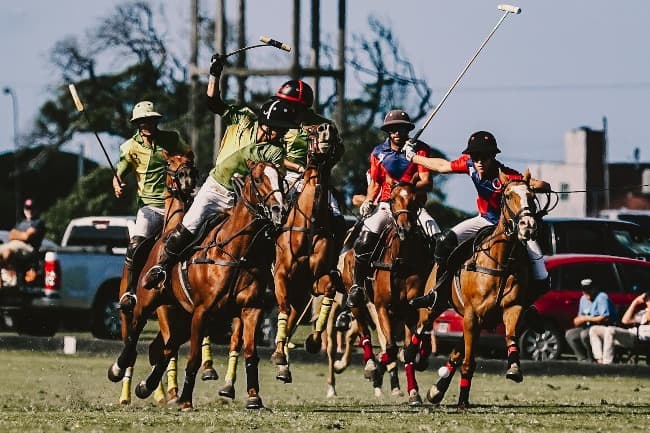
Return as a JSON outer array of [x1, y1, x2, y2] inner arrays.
[[498, 4, 521, 14]]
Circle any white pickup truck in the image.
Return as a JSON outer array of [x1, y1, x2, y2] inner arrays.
[[0, 216, 134, 339]]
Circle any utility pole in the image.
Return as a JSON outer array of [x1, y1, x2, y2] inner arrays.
[[3, 86, 21, 221], [189, 0, 200, 165]]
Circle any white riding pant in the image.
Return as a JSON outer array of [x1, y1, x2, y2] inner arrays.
[[133, 205, 165, 238], [182, 175, 235, 234], [361, 202, 440, 238], [285, 171, 342, 217], [589, 325, 637, 364], [451, 215, 547, 280]]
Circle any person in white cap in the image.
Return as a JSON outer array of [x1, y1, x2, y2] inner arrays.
[[113, 101, 191, 312], [564, 278, 616, 362]]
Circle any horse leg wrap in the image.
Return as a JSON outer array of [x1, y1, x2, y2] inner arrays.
[[372, 360, 387, 389], [167, 357, 178, 391], [315, 296, 334, 333], [405, 362, 417, 392], [201, 337, 213, 365], [152, 381, 166, 404], [245, 355, 260, 393], [380, 346, 398, 366], [119, 366, 133, 404], [179, 369, 197, 404], [225, 351, 239, 383], [359, 334, 374, 363], [403, 333, 422, 363], [507, 344, 520, 367], [275, 312, 289, 344], [458, 374, 472, 407], [389, 365, 400, 391]]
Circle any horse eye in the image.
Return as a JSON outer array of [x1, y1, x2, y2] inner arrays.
[[254, 177, 262, 185]]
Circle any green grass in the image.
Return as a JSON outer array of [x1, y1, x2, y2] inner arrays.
[[1, 349, 650, 433]]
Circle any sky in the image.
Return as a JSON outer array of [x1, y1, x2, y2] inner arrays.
[[1, 0, 649, 212]]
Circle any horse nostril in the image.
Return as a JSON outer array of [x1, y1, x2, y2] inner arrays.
[[271, 205, 281, 214]]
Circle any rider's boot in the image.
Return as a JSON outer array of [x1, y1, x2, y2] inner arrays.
[[142, 224, 193, 289], [335, 230, 379, 330], [119, 236, 146, 313], [409, 229, 458, 310]]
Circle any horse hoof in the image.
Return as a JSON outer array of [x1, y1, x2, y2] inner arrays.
[[457, 400, 471, 410], [408, 389, 423, 407], [201, 366, 219, 381], [374, 388, 383, 398], [363, 359, 377, 380], [304, 333, 322, 354], [166, 397, 179, 406], [135, 381, 153, 399], [152, 388, 166, 405], [107, 363, 124, 383], [178, 401, 194, 412], [391, 387, 404, 397], [326, 386, 336, 398], [333, 360, 347, 374], [218, 384, 235, 400], [506, 366, 523, 383], [245, 396, 264, 410], [271, 351, 288, 366], [276, 365, 293, 383], [427, 386, 443, 405]]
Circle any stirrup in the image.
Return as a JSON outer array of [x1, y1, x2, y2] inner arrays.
[[409, 290, 437, 310], [142, 265, 167, 289], [118, 292, 137, 312]]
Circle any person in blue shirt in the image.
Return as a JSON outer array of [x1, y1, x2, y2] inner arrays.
[[565, 278, 616, 362]]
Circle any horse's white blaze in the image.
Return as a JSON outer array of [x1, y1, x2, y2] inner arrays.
[[399, 189, 409, 198], [511, 184, 536, 240], [264, 165, 284, 207]]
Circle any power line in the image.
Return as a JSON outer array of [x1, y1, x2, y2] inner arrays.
[[430, 82, 650, 93]]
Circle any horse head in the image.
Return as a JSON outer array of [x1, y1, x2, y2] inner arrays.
[[499, 168, 538, 241], [164, 150, 197, 204], [245, 160, 285, 227], [306, 123, 340, 167], [389, 181, 419, 241]]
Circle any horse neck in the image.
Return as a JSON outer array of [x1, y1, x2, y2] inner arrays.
[[212, 194, 260, 255], [481, 218, 518, 262], [162, 195, 188, 233], [298, 165, 329, 218]]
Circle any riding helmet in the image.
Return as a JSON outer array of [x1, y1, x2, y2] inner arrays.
[[275, 80, 314, 108], [462, 130, 501, 155], [258, 99, 300, 130], [380, 110, 415, 132]]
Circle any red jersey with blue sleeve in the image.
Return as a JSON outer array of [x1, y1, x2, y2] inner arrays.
[[449, 154, 522, 224], [369, 140, 430, 202]]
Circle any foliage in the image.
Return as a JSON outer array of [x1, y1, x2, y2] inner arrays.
[[41, 167, 136, 242]]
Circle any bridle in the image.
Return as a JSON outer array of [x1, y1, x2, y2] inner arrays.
[[500, 179, 538, 238]]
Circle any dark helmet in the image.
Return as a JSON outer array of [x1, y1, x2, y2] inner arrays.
[[275, 80, 314, 108], [462, 130, 501, 155], [380, 110, 415, 132], [258, 99, 300, 130]]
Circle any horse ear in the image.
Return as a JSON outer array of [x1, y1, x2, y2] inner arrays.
[[246, 159, 255, 170], [498, 168, 509, 185], [186, 150, 195, 161], [162, 149, 170, 159], [523, 168, 531, 182]]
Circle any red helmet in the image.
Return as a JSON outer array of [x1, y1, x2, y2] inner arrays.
[[275, 80, 314, 108]]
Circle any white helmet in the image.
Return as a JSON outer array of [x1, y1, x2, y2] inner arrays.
[[130, 101, 162, 123]]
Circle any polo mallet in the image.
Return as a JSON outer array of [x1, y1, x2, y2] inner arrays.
[[207, 35, 291, 96], [68, 84, 122, 184], [411, 4, 522, 142]]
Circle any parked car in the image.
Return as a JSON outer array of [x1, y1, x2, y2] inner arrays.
[[598, 209, 650, 230], [433, 254, 650, 361]]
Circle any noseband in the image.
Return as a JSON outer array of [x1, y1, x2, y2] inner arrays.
[[241, 169, 284, 225]]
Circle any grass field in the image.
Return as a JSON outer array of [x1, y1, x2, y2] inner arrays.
[[1, 349, 650, 433]]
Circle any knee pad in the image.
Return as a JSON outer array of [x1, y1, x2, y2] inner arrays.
[[125, 236, 146, 268], [354, 230, 380, 262]]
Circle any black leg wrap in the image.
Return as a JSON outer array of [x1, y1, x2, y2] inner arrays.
[[245, 355, 260, 393]]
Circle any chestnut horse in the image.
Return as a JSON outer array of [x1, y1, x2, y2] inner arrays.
[[426, 169, 540, 408], [358, 182, 434, 405], [110, 161, 284, 410], [271, 124, 343, 383], [111, 151, 220, 405]]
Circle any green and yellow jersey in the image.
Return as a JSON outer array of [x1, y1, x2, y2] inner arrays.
[[115, 130, 189, 208]]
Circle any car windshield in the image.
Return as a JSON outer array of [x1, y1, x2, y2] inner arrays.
[[612, 228, 650, 257]]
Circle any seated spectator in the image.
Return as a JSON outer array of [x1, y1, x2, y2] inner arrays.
[[0, 198, 45, 268], [589, 291, 650, 364], [564, 278, 616, 362]]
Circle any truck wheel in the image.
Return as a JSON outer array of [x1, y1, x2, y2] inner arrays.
[[15, 312, 58, 337], [91, 284, 121, 340], [519, 324, 563, 361]]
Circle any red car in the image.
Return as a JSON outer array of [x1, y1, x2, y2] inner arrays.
[[433, 254, 650, 361]]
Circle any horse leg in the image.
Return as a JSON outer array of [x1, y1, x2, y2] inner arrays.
[[109, 304, 149, 383], [272, 270, 291, 366], [305, 277, 336, 354], [164, 356, 179, 404], [241, 307, 264, 409], [176, 306, 208, 411], [427, 346, 461, 404], [273, 303, 297, 383], [457, 314, 479, 409], [219, 317, 242, 400], [200, 336, 219, 381], [503, 306, 524, 383], [326, 301, 339, 398], [333, 316, 357, 374], [148, 332, 168, 404], [388, 363, 402, 397], [351, 303, 377, 380]]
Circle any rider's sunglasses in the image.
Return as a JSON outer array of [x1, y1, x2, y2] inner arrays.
[[387, 126, 410, 135]]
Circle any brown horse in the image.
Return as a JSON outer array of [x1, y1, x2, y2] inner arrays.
[[110, 160, 284, 410], [426, 169, 539, 408], [111, 151, 216, 405], [354, 182, 434, 405], [271, 124, 343, 383]]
